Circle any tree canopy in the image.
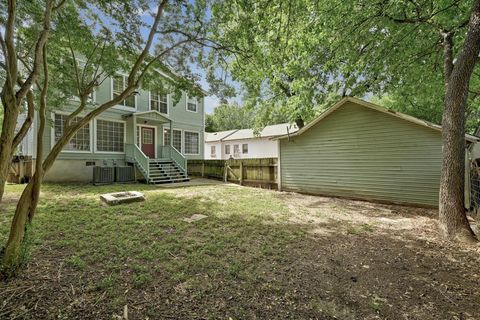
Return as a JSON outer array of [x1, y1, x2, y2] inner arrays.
[[208, 0, 480, 132], [205, 102, 289, 132]]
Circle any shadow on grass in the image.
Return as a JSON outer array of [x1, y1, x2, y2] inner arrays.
[[0, 184, 479, 320]]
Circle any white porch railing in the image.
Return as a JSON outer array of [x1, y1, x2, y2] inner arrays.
[[160, 145, 187, 172], [125, 144, 149, 179]]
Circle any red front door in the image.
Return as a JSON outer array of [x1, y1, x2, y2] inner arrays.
[[141, 127, 155, 158]]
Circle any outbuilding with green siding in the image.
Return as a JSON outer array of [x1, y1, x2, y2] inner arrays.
[[277, 97, 479, 207]]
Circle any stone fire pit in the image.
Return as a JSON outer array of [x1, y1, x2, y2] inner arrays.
[[100, 191, 145, 206]]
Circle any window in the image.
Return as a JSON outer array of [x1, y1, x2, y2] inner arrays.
[[113, 74, 135, 108], [54, 113, 90, 152], [96, 119, 125, 152], [164, 128, 182, 152], [225, 145, 230, 155], [233, 144, 240, 156], [242, 143, 248, 154], [150, 91, 168, 114], [184, 131, 199, 154], [210, 145, 216, 157], [142, 129, 153, 144], [186, 95, 197, 112]]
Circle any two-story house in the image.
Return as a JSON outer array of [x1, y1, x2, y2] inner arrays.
[[19, 70, 205, 184]]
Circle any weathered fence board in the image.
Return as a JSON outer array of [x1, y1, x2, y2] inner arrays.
[[188, 158, 278, 189], [8, 155, 33, 184]]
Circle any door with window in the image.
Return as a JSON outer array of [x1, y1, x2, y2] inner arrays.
[[141, 127, 155, 158]]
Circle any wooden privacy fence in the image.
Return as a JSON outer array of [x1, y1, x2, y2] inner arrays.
[[188, 158, 278, 189], [8, 155, 33, 184]]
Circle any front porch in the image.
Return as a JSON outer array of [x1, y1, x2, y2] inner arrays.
[[123, 111, 189, 184]]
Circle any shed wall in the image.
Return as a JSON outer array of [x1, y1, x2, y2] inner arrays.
[[280, 102, 443, 206]]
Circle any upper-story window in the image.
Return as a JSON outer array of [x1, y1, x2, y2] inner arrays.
[[225, 145, 230, 155], [186, 95, 198, 112], [242, 143, 248, 154], [112, 74, 135, 108], [150, 91, 168, 114]]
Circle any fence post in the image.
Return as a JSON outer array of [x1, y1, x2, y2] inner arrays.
[[201, 161, 205, 177], [224, 160, 228, 182], [239, 161, 243, 186]]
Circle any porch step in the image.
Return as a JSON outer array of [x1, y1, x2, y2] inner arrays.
[[147, 159, 189, 184]]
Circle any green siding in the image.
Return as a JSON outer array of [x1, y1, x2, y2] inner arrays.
[[40, 73, 204, 163], [280, 102, 442, 206]]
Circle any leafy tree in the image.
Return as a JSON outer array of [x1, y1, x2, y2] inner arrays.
[[209, 0, 480, 242], [205, 103, 254, 131], [1, 0, 230, 274]]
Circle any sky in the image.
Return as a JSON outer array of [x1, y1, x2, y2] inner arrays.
[[137, 3, 239, 115]]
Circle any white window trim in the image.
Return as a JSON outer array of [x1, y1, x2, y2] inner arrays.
[[94, 118, 127, 154], [242, 143, 248, 154], [136, 124, 158, 158], [148, 91, 169, 116], [163, 126, 183, 154], [111, 74, 137, 111], [51, 112, 93, 154], [183, 130, 200, 155], [185, 94, 198, 113]]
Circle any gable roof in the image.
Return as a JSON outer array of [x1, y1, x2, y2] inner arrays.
[[276, 97, 480, 143], [123, 110, 171, 123]]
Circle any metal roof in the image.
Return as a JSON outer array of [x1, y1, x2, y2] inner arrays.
[[223, 123, 298, 141], [205, 130, 238, 142], [206, 123, 299, 143], [276, 97, 480, 143]]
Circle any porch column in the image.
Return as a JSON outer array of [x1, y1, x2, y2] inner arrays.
[[169, 119, 173, 147], [133, 114, 137, 147]]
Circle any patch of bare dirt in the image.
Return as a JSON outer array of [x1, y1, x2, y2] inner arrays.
[[1, 187, 480, 319]]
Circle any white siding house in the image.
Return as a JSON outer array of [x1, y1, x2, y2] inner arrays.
[[204, 123, 298, 160]]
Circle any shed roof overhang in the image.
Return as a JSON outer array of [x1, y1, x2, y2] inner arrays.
[[123, 110, 171, 123], [275, 97, 480, 143]]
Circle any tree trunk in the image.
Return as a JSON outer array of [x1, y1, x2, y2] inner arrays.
[[439, 0, 480, 243], [0, 101, 20, 202], [1, 179, 37, 272], [1, 44, 48, 272]]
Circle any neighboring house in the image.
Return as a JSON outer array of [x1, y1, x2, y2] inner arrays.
[[20, 70, 205, 183], [277, 97, 480, 207], [204, 123, 298, 160]]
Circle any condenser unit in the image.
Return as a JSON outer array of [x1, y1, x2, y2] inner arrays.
[[93, 166, 115, 185]]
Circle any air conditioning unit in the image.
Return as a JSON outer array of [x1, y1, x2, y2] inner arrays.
[[115, 166, 134, 183], [93, 166, 114, 185]]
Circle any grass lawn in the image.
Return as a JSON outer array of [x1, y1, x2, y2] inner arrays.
[[1, 181, 479, 319]]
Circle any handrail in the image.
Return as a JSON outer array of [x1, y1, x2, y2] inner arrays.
[[125, 144, 150, 180], [167, 145, 187, 172]]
